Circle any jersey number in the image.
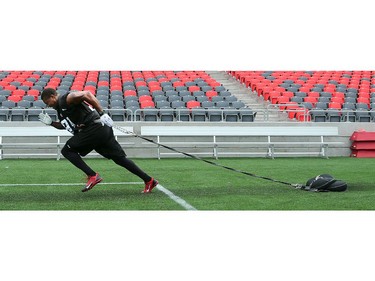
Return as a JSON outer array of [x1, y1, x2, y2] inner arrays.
[[61, 118, 76, 134]]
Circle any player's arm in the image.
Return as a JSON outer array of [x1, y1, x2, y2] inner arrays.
[[66, 91, 114, 127], [66, 91, 104, 115], [38, 113, 64, 129], [51, 120, 64, 129]]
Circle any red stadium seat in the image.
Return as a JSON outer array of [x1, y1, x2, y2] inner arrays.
[[205, 90, 218, 101], [186, 100, 201, 109], [4, 85, 17, 91], [139, 95, 152, 103], [328, 102, 342, 109], [269, 91, 281, 104], [189, 86, 200, 92], [98, 81, 109, 87], [140, 100, 155, 109], [12, 89, 25, 97], [124, 90, 137, 97], [8, 95, 22, 102]]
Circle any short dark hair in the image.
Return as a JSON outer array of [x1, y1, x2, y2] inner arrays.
[[41, 88, 58, 100]]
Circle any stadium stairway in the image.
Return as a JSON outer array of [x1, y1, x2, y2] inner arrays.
[[206, 71, 290, 122]]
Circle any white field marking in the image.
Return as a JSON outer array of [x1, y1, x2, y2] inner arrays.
[[0, 182, 143, 187], [0, 181, 198, 210], [155, 184, 197, 211]]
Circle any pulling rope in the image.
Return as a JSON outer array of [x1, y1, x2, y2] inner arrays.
[[113, 125, 307, 190]]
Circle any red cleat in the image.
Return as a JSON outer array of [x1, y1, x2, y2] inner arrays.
[[82, 173, 103, 192], [142, 178, 158, 193]]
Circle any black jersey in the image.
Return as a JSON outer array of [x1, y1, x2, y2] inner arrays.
[[55, 92, 100, 134]]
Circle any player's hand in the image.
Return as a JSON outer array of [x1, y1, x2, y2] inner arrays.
[[100, 113, 113, 127], [38, 112, 53, 125]]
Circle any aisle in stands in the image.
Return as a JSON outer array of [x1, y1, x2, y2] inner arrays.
[[2, 70, 375, 123]]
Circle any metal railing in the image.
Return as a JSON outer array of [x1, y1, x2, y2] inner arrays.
[[1, 107, 374, 123]]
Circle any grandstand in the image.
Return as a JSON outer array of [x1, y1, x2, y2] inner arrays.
[[2, 70, 375, 123], [0, 70, 256, 123], [1, 70, 375, 159]]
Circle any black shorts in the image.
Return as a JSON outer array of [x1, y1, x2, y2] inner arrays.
[[65, 123, 126, 159]]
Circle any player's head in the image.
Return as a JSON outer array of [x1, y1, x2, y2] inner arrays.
[[41, 88, 59, 108]]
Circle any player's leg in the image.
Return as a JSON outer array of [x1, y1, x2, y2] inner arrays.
[[111, 155, 151, 181], [111, 155, 158, 193], [61, 144, 96, 176], [95, 127, 158, 193], [62, 131, 103, 192]]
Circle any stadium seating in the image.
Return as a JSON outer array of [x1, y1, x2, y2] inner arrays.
[[0, 70, 258, 122], [229, 70, 375, 122]]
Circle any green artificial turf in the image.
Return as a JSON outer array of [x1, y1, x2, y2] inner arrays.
[[0, 157, 373, 210]]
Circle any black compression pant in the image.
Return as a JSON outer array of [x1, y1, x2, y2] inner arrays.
[[111, 155, 152, 182], [61, 145, 152, 182]]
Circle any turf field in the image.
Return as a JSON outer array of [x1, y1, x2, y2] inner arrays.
[[0, 157, 374, 210]]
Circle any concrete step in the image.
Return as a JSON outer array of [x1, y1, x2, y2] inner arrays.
[[206, 71, 290, 122]]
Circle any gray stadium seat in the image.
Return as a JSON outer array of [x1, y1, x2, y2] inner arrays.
[[124, 96, 138, 103], [168, 95, 181, 103], [191, 108, 206, 121], [341, 102, 356, 122], [310, 109, 327, 122], [142, 108, 158, 121], [154, 96, 168, 103], [201, 101, 214, 108], [10, 106, 27, 121], [171, 100, 185, 109], [110, 100, 124, 108], [162, 85, 174, 92], [224, 109, 239, 122], [192, 91, 205, 98], [156, 100, 170, 109], [218, 91, 232, 97], [22, 95, 36, 102], [109, 107, 126, 121], [206, 108, 223, 122], [224, 95, 238, 104], [174, 107, 190, 121], [99, 100, 109, 109], [326, 109, 341, 122], [215, 101, 230, 108], [215, 86, 226, 92], [0, 90, 11, 97], [17, 100, 32, 108], [182, 96, 195, 103], [159, 107, 174, 121], [178, 90, 191, 98], [126, 106, 141, 121], [231, 101, 245, 109], [1, 100, 16, 108], [239, 108, 256, 122], [27, 106, 43, 121], [33, 100, 47, 108], [0, 107, 9, 121], [355, 108, 371, 122], [165, 90, 178, 97], [43, 108, 57, 121], [211, 96, 225, 103], [196, 96, 209, 103], [125, 100, 140, 108], [0, 95, 6, 104]]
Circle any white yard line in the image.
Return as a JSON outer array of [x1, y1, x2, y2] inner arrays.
[[0, 181, 198, 210], [156, 184, 197, 211]]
